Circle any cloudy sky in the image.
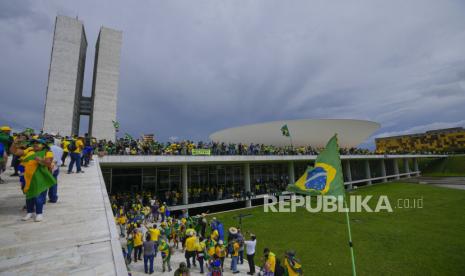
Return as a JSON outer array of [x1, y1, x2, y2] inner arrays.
[[1, 0, 465, 147]]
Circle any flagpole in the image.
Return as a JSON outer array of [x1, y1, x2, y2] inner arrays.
[[343, 197, 357, 276]]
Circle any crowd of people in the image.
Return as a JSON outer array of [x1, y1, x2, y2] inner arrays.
[[112, 192, 304, 275], [122, 179, 288, 207], [0, 126, 94, 222], [96, 137, 374, 156]]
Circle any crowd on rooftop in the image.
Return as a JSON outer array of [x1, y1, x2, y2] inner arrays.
[[96, 138, 374, 156]]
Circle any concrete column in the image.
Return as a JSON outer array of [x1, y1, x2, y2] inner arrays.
[[244, 163, 251, 207], [404, 159, 411, 178], [380, 159, 387, 183], [413, 158, 420, 176], [140, 168, 144, 191], [109, 168, 113, 194], [364, 159, 372, 185], [393, 159, 400, 180], [182, 164, 188, 205], [344, 160, 352, 190], [288, 161, 295, 185]]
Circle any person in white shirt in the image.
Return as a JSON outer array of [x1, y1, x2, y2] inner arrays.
[[244, 233, 257, 275], [48, 137, 63, 203]]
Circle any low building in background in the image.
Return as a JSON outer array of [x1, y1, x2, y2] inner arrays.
[[376, 127, 465, 154]]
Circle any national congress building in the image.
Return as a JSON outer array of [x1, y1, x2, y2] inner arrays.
[[42, 16, 122, 141]]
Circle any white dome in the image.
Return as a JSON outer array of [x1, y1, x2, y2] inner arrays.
[[209, 119, 380, 148]]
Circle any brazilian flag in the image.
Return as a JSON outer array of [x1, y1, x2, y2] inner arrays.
[[287, 134, 345, 197], [124, 133, 134, 140], [22, 150, 56, 199], [281, 124, 290, 137]]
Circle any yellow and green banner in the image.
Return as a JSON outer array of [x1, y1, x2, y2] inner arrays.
[[192, 149, 211, 156]]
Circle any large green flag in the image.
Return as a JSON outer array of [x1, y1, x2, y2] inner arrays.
[[287, 134, 345, 197], [22, 150, 56, 199], [281, 124, 290, 137]]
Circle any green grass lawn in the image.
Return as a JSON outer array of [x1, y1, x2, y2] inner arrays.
[[421, 156, 465, 176], [209, 182, 465, 275]]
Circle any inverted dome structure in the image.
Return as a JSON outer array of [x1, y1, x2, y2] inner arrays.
[[209, 119, 380, 148]]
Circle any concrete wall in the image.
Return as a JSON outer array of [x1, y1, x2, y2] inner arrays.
[[43, 16, 87, 136], [90, 27, 122, 141], [99, 154, 447, 167]]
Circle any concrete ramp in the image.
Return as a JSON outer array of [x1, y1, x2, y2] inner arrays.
[[0, 160, 127, 276]]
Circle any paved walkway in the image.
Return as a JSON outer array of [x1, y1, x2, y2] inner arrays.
[[404, 177, 465, 190], [0, 160, 127, 276], [0, 159, 257, 276], [121, 231, 256, 276]]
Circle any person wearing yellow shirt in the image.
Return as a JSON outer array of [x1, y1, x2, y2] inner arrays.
[[263, 248, 276, 274], [283, 250, 303, 276], [61, 138, 70, 167], [196, 239, 206, 273], [10, 138, 55, 222], [184, 232, 197, 268], [210, 229, 219, 241], [117, 215, 127, 237], [206, 237, 217, 259], [230, 239, 240, 273], [159, 203, 166, 222], [67, 137, 84, 174], [215, 240, 227, 271], [133, 229, 143, 262], [149, 224, 161, 243]]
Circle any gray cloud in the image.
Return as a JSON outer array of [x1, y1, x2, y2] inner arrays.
[[1, 0, 465, 146]]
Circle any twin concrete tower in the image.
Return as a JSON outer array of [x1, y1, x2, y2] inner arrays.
[[43, 16, 122, 141]]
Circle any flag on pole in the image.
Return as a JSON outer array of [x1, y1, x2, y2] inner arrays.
[[287, 134, 344, 197], [124, 133, 134, 140], [112, 120, 120, 132], [281, 124, 290, 137], [287, 134, 357, 276]]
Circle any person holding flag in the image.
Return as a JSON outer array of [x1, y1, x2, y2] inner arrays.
[[158, 238, 172, 272], [287, 134, 357, 276], [10, 138, 56, 222], [283, 250, 303, 276]]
